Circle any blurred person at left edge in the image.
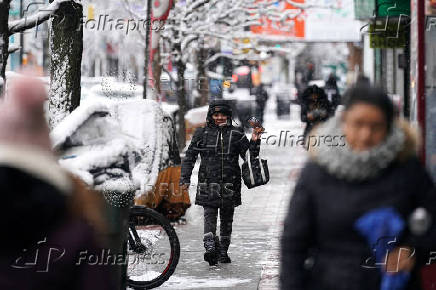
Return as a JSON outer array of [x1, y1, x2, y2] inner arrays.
[[0, 74, 116, 290]]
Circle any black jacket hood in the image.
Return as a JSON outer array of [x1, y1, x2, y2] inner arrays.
[[206, 100, 233, 127]]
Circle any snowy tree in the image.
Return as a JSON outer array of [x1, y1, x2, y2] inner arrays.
[[48, 0, 83, 128], [0, 0, 83, 128], [160, 2, 324, 117], [0, 0, 11, 93], [77, 0, 332, 148]]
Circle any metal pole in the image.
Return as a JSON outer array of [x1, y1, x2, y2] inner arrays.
[[417, 0, 426, 162], [143, 0, 152, 99], [403, 24, 410, 118], [19, 0, 23, 66]]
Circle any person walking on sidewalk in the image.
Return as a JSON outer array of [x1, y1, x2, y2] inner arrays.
[[280, 85, 436, 290], [324, 73, 341, 114], [300, 84, 333, 139], [180, 100, 263, 265]]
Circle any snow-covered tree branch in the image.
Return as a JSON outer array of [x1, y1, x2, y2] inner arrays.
[[8, 0, 76, 36], [0, 0, 11, 93]]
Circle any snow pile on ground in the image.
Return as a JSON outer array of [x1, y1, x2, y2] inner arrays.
[[157, 276, 251, 289], [128, 272, 251, 289]]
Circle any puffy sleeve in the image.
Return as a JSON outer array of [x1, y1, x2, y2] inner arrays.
[[237, 129, 261, 160], [280, 165, 316, 290], [180, 127, 203, 185]]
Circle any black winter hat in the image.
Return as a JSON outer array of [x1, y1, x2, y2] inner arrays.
[[206, 100, 232, 125], [302, 84, 328, 101], [208, 100, 232, 117]]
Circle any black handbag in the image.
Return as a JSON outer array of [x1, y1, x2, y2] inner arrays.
[[242, 150, 269, 189]]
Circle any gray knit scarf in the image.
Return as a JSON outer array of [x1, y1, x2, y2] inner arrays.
[[313, 117, 405, 182]]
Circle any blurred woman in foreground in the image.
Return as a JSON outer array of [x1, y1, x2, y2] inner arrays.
[[281, 85, 436, 289], [0, 75, 115, 290]]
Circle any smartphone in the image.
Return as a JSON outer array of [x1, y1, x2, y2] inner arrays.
[[246, 116, 264, 130]]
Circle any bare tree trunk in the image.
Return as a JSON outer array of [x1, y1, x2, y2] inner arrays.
[[48, 1, 83, 128], [0, 0, 11, 95], [143, 0, 152, 99], [152, 48, 161, 95], [196, 47, 209, 107], [175, 43, 186, 151]]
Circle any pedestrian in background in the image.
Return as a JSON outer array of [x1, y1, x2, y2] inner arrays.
[[180, 100, 263, 266], [300, 84, 333, 139], [253, 83, 268, 124], [280, 85, 436, 290], [324, 73, 341, 114], [0, 75, 115, 290]]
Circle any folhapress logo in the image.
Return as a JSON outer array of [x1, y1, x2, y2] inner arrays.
[[11, 237, 65, 273]]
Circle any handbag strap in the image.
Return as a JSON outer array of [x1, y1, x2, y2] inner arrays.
[[259, 158, 266, 182], [245, 150, 255, 186]]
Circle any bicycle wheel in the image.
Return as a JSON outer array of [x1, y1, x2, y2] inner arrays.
[[127, 205, 180, 289]]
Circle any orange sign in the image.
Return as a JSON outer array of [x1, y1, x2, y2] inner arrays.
[[250, 0, 305, 38]]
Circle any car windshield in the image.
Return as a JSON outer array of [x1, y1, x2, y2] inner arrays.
[[68, 112, 123, 146]]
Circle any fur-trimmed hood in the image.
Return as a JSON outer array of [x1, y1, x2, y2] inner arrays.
[[0, 143, 72, 194], [307, 117, 420, 181]]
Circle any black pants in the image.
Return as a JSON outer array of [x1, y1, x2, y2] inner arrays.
[[255, 101, 266, 124], [203, 205, 235, 239], [303, 122, 314, 140]]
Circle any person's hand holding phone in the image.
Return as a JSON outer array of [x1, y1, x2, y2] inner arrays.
[[252, 127, 264, 141], [247, 117, 264, 141]]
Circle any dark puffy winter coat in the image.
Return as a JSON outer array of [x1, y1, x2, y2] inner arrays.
[[180, 103, 260, 208], [325, 76, 341, 113], [0, 146, 116, 290], [280, 121, 436, 290], [300, 85, 333, 124]]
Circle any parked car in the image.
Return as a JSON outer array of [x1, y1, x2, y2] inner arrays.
[[51, 99, 191, 220]]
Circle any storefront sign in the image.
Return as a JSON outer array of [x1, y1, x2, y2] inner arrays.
[[369, 21, 407, 48], [377, 0, 410, 17]]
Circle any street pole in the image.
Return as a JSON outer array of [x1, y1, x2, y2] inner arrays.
[[416, 0, 426, 163], [19, 0, 23, 66], [143, 0, 152, 99]]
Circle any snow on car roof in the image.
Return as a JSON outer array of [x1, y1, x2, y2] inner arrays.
[[185, 105, 208, 125], [52, 99, 169, 194], [51, 100, 111, 150]]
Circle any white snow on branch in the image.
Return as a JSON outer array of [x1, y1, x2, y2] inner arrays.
[[8, 0, 78, 36]]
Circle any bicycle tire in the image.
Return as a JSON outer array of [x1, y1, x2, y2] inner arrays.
[[127, 205, 180, 289]]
